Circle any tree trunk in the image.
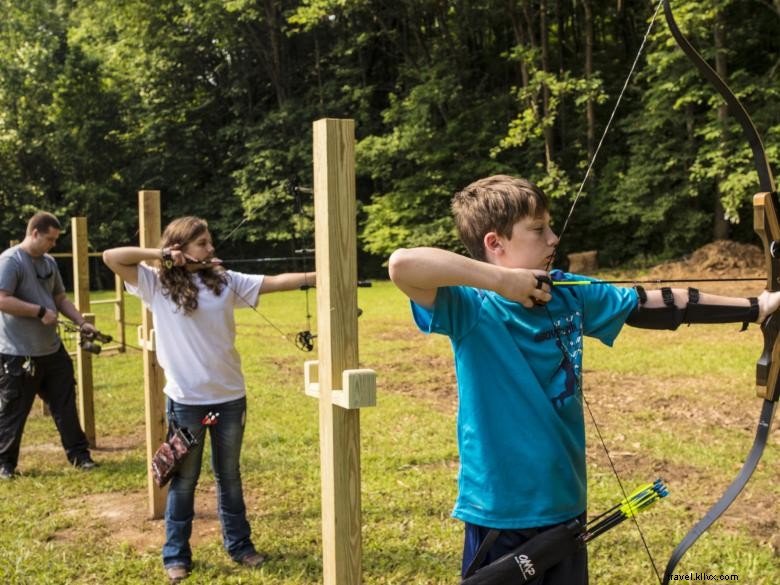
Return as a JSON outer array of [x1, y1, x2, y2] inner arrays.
[[556, 0, 566, 152], [262, 0, 286, 108], [507, 0, 530, 90], [713, 10, 730, 240], [583, 0, 595, 161], [314, 34, 324, 112], [540, 0, 554, 168]]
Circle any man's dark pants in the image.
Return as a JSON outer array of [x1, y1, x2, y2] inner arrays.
[[0, 344, 90, 470]]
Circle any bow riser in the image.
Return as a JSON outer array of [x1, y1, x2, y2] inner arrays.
[[754, 192, 780, 401], [753, 192, 780, 291], [756, 313, 780, 401]]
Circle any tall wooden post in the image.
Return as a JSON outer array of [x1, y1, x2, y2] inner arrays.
[[305, 118, 376, 585], [114, 274, 126, 352], [72, 217, 90, 314], [76, 314, 96, 446], [139, 191, 168, 518], [72, 217, 95, 446]]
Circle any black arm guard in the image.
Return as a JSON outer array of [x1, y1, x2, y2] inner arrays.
[[460, 522, 582, 585], [626, 287, 759, 330]]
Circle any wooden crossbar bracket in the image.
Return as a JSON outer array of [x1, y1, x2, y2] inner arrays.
[[136, 326, 156, 352], [304, 360, 377, 409]]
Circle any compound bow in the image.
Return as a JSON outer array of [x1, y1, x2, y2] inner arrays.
[[214, 179, 317, 352]]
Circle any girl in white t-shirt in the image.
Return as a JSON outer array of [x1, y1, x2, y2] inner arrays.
[[103, 216, 313, 584]]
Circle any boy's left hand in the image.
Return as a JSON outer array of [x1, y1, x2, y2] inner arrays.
[[757, 290, 780, 322]]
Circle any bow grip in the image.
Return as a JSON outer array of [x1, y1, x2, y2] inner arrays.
[[753, 192, 780, 401], [757, 314, 780, 401]]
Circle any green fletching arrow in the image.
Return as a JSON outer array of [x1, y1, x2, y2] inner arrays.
[[583, 479, 669, 542]]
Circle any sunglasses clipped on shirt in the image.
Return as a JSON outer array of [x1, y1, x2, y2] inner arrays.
[[34, 260, 53, 281]]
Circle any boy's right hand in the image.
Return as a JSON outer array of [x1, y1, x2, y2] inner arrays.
[[498, 268, 552, 308]]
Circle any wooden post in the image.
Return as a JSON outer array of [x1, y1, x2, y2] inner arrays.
[[71, 217, 90, 314], [114, 274, 126, 352], [76, 314, 96, 447], [71, 217, 95, 444], [306, 118, 376, 585], [139, 191, 168, 518]]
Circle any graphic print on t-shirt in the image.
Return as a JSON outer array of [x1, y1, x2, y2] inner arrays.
[[535, 310, 583, 408]]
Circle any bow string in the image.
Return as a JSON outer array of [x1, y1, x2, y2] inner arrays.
[[541, 1, 667, 582], [215, 180, 317, 352]]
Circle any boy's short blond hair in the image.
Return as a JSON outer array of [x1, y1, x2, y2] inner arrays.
[[451, 175, 549, 261]]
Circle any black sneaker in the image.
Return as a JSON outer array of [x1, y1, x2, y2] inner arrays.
[[73, 456, 98, 470], [0, 465, 15, 480]]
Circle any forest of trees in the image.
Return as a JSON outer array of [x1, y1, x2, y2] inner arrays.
[[1, 0, 779, 274]]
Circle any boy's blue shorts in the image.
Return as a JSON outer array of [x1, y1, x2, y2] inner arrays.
[[462, 514, 588, 584]]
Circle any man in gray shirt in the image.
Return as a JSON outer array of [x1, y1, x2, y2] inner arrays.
[[0, 212, 97, 479]]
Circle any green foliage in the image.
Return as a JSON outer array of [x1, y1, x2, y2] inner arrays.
[[1, 0, 779, 268], [357, 65, 500, 256], [604, 0, 779, 260]]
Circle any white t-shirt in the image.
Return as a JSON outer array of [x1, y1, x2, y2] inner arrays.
[[126, 264, 264, 404]]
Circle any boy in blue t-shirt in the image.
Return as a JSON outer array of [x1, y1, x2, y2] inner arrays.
[[388, 174, 780, 584]]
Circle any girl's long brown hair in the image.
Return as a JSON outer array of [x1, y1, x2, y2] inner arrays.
[[158, 217, 227, 314]]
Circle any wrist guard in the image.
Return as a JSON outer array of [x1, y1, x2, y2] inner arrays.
[[626, 287, 759, 331]]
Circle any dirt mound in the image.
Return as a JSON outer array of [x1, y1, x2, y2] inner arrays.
[[647, 240, 763, 279]]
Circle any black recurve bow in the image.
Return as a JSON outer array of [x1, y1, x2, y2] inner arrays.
[[660, 1, 779, 582], [546, 1, 779, 580]]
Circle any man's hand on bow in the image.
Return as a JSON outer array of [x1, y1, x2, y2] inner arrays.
[[79, 321, 98, 336]]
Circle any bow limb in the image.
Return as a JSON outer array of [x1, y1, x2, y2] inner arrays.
[[661, 2, 779, 583]]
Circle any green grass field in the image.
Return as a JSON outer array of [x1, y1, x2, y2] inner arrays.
[[0, 282, 777, 584]]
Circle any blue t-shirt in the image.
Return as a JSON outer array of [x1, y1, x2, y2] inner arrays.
[[411, 271, 637, 529]]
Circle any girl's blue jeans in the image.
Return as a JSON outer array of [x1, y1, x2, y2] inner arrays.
[[162, 396, 256, 569]]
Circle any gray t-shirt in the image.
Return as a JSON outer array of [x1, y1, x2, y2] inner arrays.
[[0, 245, 65, 356]]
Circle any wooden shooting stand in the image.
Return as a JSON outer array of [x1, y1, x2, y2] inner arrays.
[[304, 118, 377, 584], [71, 217, 96, 447], [138, 191, 168, 518]]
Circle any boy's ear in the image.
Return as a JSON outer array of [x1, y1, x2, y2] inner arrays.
[[484, 232, 503, 255]]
